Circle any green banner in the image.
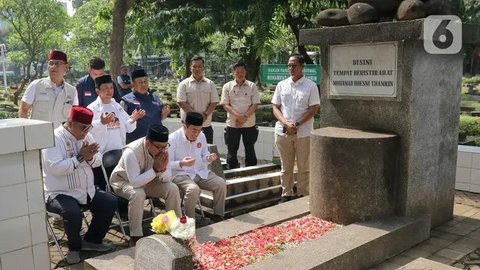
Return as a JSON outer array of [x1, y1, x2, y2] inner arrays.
[[260, 64, 321, 84]]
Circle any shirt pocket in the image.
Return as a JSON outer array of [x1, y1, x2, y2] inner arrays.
[[186, 87, 210, 103], [34, 93, 51, 114], [62, 97, 74, 119], [295, 92, 309, 107]]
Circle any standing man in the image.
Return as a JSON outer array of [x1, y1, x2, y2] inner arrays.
[[168, 112, 226, 222], [176, 56, 219, 144], [43, 106, 117, 264], [110, 124, 182, 246], [121, 69, 170, 144], [117, 64, 132, 97], [220, 63, 261, 169], [272, 54, 320, 203], [19, 50, 78, 128], [76, 56, 121, 107]]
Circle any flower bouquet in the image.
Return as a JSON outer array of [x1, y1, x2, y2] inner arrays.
[[150, 210, 196, 241]]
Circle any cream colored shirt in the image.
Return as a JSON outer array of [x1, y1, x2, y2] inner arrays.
[[220, 79, 260, 128], [176, 76, 219, 127]]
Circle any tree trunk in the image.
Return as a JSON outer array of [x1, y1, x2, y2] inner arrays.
[[110, 0, 136, 80], [285, 11, 314, 65]]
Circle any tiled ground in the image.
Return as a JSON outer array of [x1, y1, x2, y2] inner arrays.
[[49, 191, 480, 270], [371, 191, 480, 270]]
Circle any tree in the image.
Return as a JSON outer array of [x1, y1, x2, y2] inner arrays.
[[67, 0, 113, 72], [110, 0, 137, 80], [0, 0, 68, 103], [0, 0, 68, 78]]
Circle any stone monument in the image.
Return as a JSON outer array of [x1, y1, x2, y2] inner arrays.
[[134, 235, 192, 270], [301, 19, 480, 228]]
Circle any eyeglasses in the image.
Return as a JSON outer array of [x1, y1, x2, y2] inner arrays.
[[48, 60, 66, 66], [74, 122, 93, 132], [151, 142, 170, 151]]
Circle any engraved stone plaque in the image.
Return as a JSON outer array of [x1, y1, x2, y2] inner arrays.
[[134, 235, 192, 270], [329, 41, 399, 100]]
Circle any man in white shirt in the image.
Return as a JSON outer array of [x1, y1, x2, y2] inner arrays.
[[176, 56, 219, 144], [220, 63, 260, 169], [110, 124, 182, 246], [18, 50, 78, 128], [272, 54, 320, 203], [168, 112, 226, 222], [43, 106, 117, 264]]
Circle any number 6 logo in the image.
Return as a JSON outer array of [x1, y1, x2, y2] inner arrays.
[[424, 15, 462, 54]]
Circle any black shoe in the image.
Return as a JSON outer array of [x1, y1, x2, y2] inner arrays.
[[211, 215, 224, 223], [278, 196, 294, 204]]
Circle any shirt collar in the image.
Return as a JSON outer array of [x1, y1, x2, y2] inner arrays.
[[188, 75, 206, 83], [288, 76, 305, 85]]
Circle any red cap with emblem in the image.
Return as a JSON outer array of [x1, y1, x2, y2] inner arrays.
[[48, 50, 68, 64], [69, 106, 93, 125]]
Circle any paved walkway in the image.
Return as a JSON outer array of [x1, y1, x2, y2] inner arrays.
[[372, 191, 480, 270], [49, 191, 480, 270]]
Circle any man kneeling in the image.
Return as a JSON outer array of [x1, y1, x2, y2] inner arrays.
[[110, 124, 182, 246]]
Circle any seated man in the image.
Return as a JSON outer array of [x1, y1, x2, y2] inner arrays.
[[168, 112, 226, 222], [110, 124, 182, 246], [43, 106, 117, 264]]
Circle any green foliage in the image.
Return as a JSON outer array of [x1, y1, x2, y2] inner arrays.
[[463, 76, 480, 85], [0, 0, 68, 77], [459, 115, 480, 136], [66, 0, 114, 71], [0, 110, 17, 119], [259, 91, 274, 105]]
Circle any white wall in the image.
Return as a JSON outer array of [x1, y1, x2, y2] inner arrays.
[[456, 145, 480, 193], [0, 119, 54, 270]]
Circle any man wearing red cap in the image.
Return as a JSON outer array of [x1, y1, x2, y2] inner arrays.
[[19, 50, 79, 128], [43, 106, 117, 264]]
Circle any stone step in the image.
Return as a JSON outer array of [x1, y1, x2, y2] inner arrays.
[[200, 185, 283, 216], [224, 163, 281, 179]]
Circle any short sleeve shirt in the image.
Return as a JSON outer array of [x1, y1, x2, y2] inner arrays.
[[220, 80, 260, 128], [176, 76, 219, 127], [271, 76, 320, 138]]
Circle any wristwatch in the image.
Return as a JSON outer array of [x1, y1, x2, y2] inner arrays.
[[295, 121, 301, 127], [76, 154, 84, 163]]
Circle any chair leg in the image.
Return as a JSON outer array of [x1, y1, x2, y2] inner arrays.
[[46, 215, 66, 261], [197, 198, 205, 218], [114, 211, 129, 240]]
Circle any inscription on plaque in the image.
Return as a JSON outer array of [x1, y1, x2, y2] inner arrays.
[[329, 42, 399, 99], [135, 237, 174, 270]]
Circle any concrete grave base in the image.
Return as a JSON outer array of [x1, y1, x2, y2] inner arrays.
[[86, 198, 430, 270]]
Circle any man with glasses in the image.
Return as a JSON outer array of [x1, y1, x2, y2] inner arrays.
[[168, 112, 226, 222], [19, 50, 78, 128], [43, 106, 117, 264], [272, 54, 320, 203], [76, 56, 122, 107], [110, 124, 182, 246], [176, 56, 219, 144], [121, 69, 170, 144]]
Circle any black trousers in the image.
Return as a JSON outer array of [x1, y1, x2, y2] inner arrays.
[[202, 125, 214, 144], [46, 190, 117, 251], [225, 126, 258, 169]]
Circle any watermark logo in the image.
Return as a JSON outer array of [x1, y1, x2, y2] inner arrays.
[[424, 15, 462, 54]]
